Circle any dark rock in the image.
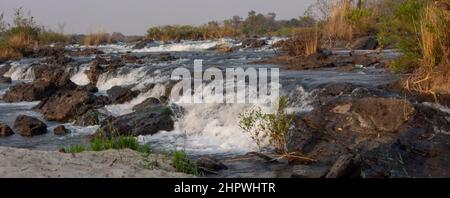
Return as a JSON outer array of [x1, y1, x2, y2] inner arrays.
[[13, 115, 47, 136], [85, 62, 104, 85], [350, 36, 378, 50], [288, 97, 415, 167], [107, 58, 125, 71], [0, 123, 14, 137], [94, 106, 174, 138], [0, 76, 12, 84], [0, 64, 11, 76], [132, 39, 155, 49], [36, 89, 109, 122], [107, 86, 140, 104], [53, 125, 70, 135], [32, 64, 72, 87], [3, 80, 56, 102], [74, 109, 108, 126], [81, 83, 98, 93], [291, 165, 330, 178], [325, 154, 362, 178], [241, 38, 267, 48], [132, 97, 161, 111], [196, 156, 228, 173]]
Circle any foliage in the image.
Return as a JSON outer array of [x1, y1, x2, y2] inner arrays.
[[172, 150, 199, 176], [146, 11, 317, 41], [239, 96, 294, 154], [66, 135, 150, 154]]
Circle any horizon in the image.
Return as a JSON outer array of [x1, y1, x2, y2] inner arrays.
[[0, 0, 315, 35]]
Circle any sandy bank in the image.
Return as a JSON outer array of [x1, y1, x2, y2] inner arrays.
[[0, 147, 193, 178]]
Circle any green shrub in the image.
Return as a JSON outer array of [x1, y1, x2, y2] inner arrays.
[[239, 96, 294, 154], [67, 135, 150, 154], [172, 150, 199, 176]]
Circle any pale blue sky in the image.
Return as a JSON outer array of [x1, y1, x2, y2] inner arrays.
[[0, 0, 315, 35]]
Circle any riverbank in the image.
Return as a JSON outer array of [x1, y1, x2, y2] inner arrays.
[[0, 147, 192, 178]]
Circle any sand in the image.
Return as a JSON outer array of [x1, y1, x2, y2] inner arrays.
[[0, 147, 193, 178]]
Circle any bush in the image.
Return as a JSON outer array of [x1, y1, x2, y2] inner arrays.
[[239, 96, 294, 154], [84, 32, 111, 46], [277, 27, 320, 57], [172, 150, 199, 176]]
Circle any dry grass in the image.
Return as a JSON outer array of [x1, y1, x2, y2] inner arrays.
[[84, 32, 111, 46], [278, 27, 321, 57], [406, 2, 450, 95], [323, 0, 354, 43], [7, 32, 34, 51]]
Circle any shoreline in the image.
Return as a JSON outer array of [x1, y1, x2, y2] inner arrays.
[[0, 146, 192, 178]]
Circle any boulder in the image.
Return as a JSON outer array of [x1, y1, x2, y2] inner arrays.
[[94, 106, 174, 138], [0, 76, 12, 84], [196, 156, 228, 173], [35, 89, 109, 122], [3, 80, 57, 102], [132, 39, 155, 49], [0, 123, 14, 137], [13, 115, 47, 136], [107, 86, 140, 104], [325, 154, 362, 178], [32, 64, 72, 87], [132, 97, 161, 111], [291, 165, 330, 178], [85, 62, 104, 85], [53, 125, 70, 135], [241, 38, 267, 48], [287, 96, 415, 169], [349, 36, 378, 50], [74, 109, 109, 126]]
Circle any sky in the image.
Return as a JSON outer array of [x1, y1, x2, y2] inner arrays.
[[0, 0, 315, 35]]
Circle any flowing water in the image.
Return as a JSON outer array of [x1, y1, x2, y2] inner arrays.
[[0, 39, 400, 157]]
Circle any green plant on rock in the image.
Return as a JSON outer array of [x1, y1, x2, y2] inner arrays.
[[239, 96, 294, 154], [172, 149, 199, 176]]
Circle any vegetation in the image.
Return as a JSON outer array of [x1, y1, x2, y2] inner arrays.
[[66, 135, 150, 154], [239, 96, 294, 154], [146, 11, 317, 42], [172, 149, 199, 176], [0, 8, 68, 61]]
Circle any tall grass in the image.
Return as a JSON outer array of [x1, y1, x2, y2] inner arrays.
[[323, 0, 354, 42], [84, 32, 111, 46], [278, 27, 320, 57], [406, 1, 450, 94], [172, 150, 199, 176]]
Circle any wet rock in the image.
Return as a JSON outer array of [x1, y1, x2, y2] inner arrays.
[[158, 53, 177, 62], [85, 62, 104, 85], [291, 165, 330, 178], [107, 86, 140, 104], [241, 38, 267, 48], [325, 154, 362, 178], [3, 80, 56, 102], [32, 64, 72, 87], [107, 58, 125, 71], [0, 64, 11, 76], [132, 97, 161, 111], [53, 125, 70, 135], [36, 89, 109, 122], [94, 106, 174, 138], [0, 76, 12, 84], [0, 123, 14, 137], [13, 115, 47, 136], [288, 97, 415, 167], [132, 39, 154, 49], [80, 83, 98, 93], [349, 36, 378, 50], [74, 109, 108, 126], [196, 156, 228, 173]]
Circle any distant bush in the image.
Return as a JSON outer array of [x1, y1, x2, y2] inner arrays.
[[0, 8, 69, 61], [84, 32, 111, 46]]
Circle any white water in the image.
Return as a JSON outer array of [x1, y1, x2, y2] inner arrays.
[[3, 62, 35, 81], [70, 64, 91, 86]]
